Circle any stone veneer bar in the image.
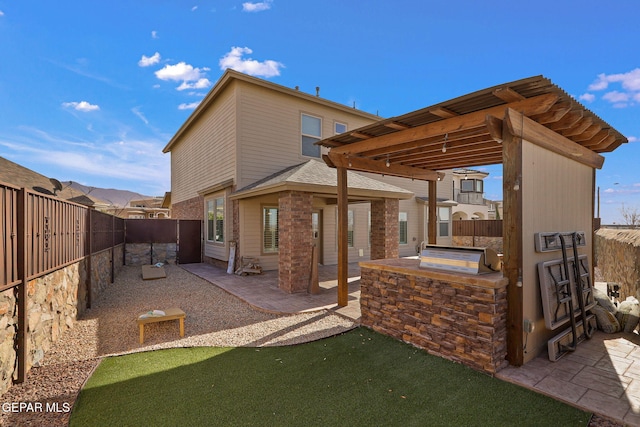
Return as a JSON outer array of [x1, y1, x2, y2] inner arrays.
[[359, 258, 509, 374]]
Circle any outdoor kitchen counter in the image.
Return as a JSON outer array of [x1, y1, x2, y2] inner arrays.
[[358, 258, 507, 289], [358, 258, 509, 374]]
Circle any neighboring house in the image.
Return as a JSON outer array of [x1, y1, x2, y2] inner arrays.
[[0, 156, 109, 209], [105, 197, 170, 219], [451, 168, 490, 220], [163, 69, 465, 292]]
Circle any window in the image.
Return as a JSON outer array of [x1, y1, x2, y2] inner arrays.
[[335, 122, 347, 135], [399, 212, 408, 244], [461, 179, 475, 192], [301, 114, 321, 157], [348, 210, 354, 247], [263, 207, 279, 253], [206, 197, 225, 243], [461, 179, 483, 193], [438, 207, 450, 237], [367, 210, 371, 247]]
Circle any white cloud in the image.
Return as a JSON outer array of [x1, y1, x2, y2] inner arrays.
[[628, 136, 638, 143], [586, 68, 640, 107], [178, 102, 201, 110], [219, 46, 283, 78], [191, 5, 198, 11], [176, 78, 211, 91], [151, 30, 158, 39], [579, 93, 595, 102], [242, 1, 272, 12], [155, 62, 208, 82], [602, 91, 629, 103], [588, 74, 609, 91], [154, 62, 212, 91], [62, 101, 100, 112], [138, 52, 161, 67], [0, 10, 5, 16]]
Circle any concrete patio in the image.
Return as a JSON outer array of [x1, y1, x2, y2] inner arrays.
[[181, 262, 640, 426]]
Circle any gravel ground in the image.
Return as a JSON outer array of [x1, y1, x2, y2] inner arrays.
[[0, 265, 356, 426], [0, 265, 624, 427]]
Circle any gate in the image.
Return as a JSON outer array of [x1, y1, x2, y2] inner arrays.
[[124, 219, 201, 264], [178, 220, 202, 264]]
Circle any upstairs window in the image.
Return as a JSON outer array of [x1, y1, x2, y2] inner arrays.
[[461, 179, 483, 193], [301, 114, 321, 157], [335, 122, 347, 135]]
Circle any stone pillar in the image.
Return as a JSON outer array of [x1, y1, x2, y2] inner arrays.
[[278, 191, 313, 293], [370, 198, 399, 260]]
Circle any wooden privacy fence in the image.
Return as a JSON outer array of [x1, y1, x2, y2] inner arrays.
[[1, 181, 125, 293], [1, 181, 124, 384], [453, 219, 503, 237]]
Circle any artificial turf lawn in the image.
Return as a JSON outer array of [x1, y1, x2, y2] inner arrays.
[[70, 327, 591, 426]]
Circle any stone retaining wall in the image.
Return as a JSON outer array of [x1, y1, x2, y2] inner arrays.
[[124, 243, 177, 266], [0, 245, 124, 396], [360, 263, 509, 374], [595, 228, 640, 301]]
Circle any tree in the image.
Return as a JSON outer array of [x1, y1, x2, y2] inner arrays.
[[619, 203, 640, 226]]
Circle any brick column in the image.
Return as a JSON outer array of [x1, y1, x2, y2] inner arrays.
[[278, 191, 313, 293], [370, 198, 399, 260]]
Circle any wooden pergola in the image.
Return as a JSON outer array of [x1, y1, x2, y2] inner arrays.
[[318, 75, 627, 365]]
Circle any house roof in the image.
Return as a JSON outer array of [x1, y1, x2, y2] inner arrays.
[[230, 159, 414, 201], [453, 168, 489, 178], [163, 69, 382, 153], [0, 156, 109, 207], [318, 75, 627, 177]]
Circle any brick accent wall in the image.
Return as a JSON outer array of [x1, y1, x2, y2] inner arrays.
[[370, 198, 399, 260], [171, 195, 203, 220], [360, 259, 509, 374], [278, 191, 313, 293]]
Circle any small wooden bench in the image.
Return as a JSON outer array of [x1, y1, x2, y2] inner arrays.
[[137, 308, 185, 344]]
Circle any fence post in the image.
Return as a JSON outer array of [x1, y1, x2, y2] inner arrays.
[[15, 188, 27, 383], [86, 209, 92, 309], [111, 214, 115, 283]]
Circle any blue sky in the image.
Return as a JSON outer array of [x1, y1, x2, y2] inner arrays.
[[0, 1, 638, 223]]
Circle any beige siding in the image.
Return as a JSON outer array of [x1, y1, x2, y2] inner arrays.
[[239, 197, 382, 270], [170, 85, 238, 205], [235, 82, 378, 189], [360, 172, 455, 249], [520, 141, 594, 363], [238, 195, 280, 271]]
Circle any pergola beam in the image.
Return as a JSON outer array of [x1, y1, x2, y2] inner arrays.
[[505, 108, 604, 169], [493, 87, 525, 102], [331, 93, 559, 156], [325, 151, 438, 181]]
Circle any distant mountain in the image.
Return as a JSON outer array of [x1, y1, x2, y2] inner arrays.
[[64, 182, 151, 207]]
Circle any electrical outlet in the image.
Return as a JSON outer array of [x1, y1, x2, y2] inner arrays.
[[523, 319, 535, 333]]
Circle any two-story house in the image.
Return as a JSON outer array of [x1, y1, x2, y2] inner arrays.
[[451, 168, 490, 220], [163, 69, 458, 293]]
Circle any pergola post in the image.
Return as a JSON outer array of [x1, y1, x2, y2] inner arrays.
[[428, 180, 437, 245], [337, 166, 348, 307], [503, 118, 524, 366]]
